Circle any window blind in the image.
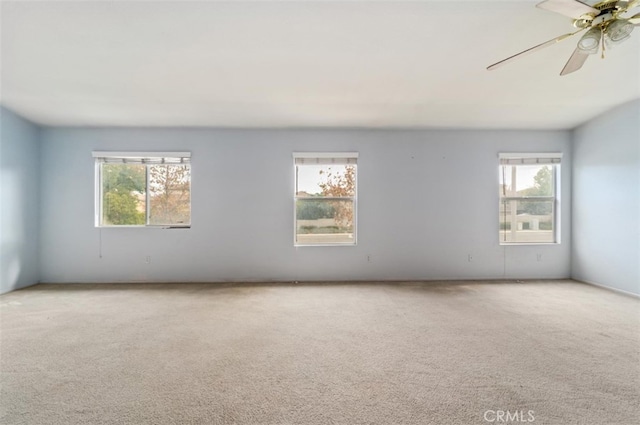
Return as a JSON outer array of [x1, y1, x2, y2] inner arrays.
[[294, 152, 358, 165], [499, 153, 562, 165], [92, 151, 191, 164]]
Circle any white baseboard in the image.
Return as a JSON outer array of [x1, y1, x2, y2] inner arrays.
[[574, 278, 640, 299]]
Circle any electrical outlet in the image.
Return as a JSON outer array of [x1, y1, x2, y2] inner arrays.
[[145, 256, 152, 264], [367, 255, 372, 263], [468, 254, 473, 262]]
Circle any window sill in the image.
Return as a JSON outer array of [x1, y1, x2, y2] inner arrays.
[[96, 225, 191, 229], [295, 243, 357, 247], [500, 242, 559, 246]]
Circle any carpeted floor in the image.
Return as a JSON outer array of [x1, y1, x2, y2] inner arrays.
[[0, 280, 638, 425]]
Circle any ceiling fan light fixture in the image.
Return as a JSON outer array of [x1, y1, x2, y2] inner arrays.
[[487, 1, 639, 75], [577, 27, 602, 53], [605, 19, 634, 43]]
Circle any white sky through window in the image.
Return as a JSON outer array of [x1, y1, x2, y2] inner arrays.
[[296, 165, 350, 195], [499, 165, 545, 191]]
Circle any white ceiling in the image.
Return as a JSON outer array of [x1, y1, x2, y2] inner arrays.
[[1, 0, 639, 129]]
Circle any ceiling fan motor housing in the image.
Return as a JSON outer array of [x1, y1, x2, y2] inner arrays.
[[572, 0, 628, 27]]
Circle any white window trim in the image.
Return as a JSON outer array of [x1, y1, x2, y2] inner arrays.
[[498, 153, 562, 245], [293, 152, 358, 247], [294, 152, 359, 159], [93, 151, 191, 229]]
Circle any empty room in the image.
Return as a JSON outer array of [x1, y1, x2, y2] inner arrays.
[[1, 1, 639, 424]]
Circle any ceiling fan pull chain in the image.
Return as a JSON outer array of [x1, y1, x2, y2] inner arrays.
[[601, 28, 606, 59]]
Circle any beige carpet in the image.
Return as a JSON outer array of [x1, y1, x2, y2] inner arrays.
[[1, 280, 638, 425]]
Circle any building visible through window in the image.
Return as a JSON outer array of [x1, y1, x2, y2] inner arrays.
[[499, 153, 561, 244]]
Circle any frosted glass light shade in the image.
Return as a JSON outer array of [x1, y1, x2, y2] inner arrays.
[[577, 27, 601, 54], [606, 19, 634, 43]]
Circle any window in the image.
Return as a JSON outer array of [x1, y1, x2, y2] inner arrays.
[[93, 152, 191, 227], [294, 153, 358, 245], [499, 153, 561, 244]]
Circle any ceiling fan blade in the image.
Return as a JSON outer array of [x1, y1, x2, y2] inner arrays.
[[487, 30, 583, 70], [629, 12, 640, 24], [618, 0, 640, 11], [560, 48, 590, 75], [537, 0, 600, 19]]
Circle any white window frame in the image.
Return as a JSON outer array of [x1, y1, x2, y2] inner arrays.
[[293, 152, 358, 247], [93, 151, 192, 228], [499, 153, 562, 245]]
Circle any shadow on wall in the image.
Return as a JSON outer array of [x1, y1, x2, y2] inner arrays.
[[1, 248, 23, 294], [1, 169, 25, 294]]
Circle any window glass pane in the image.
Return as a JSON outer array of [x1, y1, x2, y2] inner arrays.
[[148, 164, 191, 226], [296, 199, 354, 244], [101, 164, 146, 225], [500, 165, 554, 197], [499, 200, 554, 243], [296, 164, 356, 197]]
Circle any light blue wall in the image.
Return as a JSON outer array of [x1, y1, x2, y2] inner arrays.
[[39, 128, 571, 283], [572, 99, 640, 296], [0, 107, 41, 294]]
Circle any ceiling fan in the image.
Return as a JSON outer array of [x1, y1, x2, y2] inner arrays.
[[487, 0, 640, 75]]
